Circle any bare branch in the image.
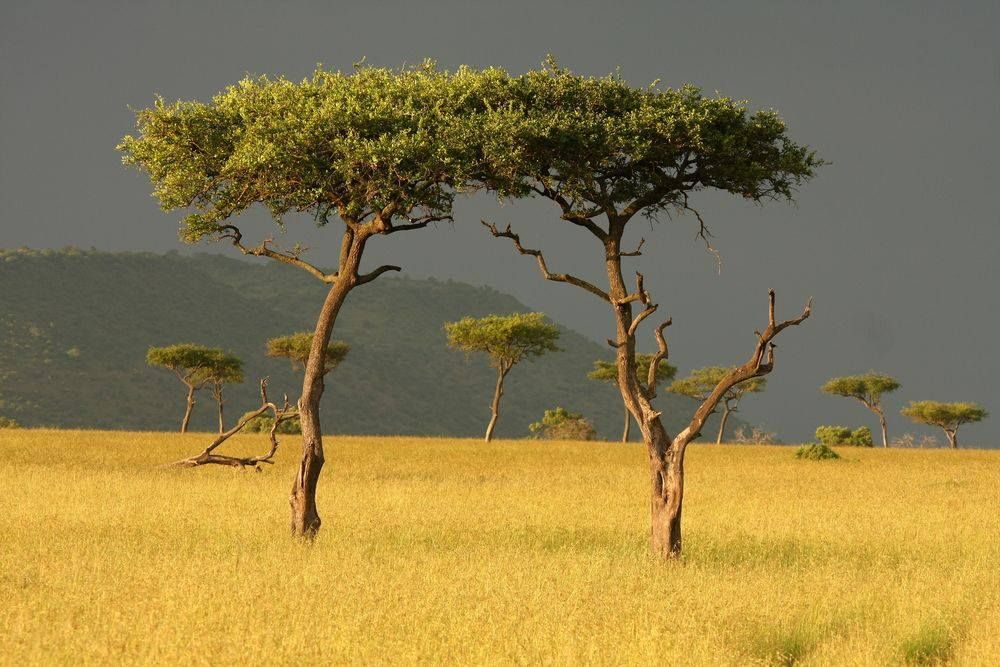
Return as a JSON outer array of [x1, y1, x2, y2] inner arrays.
[[646, 318, 673, 397], [220, 225, 337, 284], [355, 265, 401, 285], [164, 379, 298, 469], [621, 237, 646, 257], [481, 220, 611, 302], [680, 196, 722, 275], [628, 303, 658, 339], [674, 290, 812, 446]]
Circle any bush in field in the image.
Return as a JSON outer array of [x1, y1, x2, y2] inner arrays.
[[0, 416, 21, 429], [795, 444, 840, 460], [890, 433, 941, 449], [815, 425, 874, 447], [529, 407, 597, 441], [240, 411, 301, 435]]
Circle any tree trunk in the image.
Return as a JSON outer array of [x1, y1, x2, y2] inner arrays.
[[877, 410, 888, 448], [604, 230, 685, 557], [484, 366, 506, 443], [716, 405, 732, 445], [645, 422, 684, 556], [290, 229, 367, 539], [215, 385, 225, 434], [622, 406, 631, 443], [945, 429, 958, 449], [181, 384, 195, 434]]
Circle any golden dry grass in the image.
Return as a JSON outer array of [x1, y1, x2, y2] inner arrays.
[[2, 429, 999, 665]]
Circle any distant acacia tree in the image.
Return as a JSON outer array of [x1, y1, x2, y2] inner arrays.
[[445, 313, 560, 442], [589, 355, 676, 442], [901, 401, 988, 449], [668, 367, 766, 445], [146, 344, 225, 433], [821, 372, 900, 447], [121, 64, 491, 538], [204, 352, 244, 433], [266, 333, 349, 375]]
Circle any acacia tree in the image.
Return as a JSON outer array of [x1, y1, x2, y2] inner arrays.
[[121, 64, 487, 538], [445, 312, 560, 442], [266, 333, 349, 375], [901, 401, 988, 449], [205, 351, 244, 433], [478, 62, 819, 556], [589, 355, 676, 442], [821, 372, 900, 448], [146, 343, 223, 433], [668, 367, 766, 445]]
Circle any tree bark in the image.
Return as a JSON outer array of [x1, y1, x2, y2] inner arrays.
[[622, 407, 631, 443], [877, 409, 888, 448], [484, 366, 507, 443], [945, 429, 958, 449], [289, 228, 367, 539], [213, 384, 225, 434], [716, 404, 732, 445], [181, 384, 195, 434]]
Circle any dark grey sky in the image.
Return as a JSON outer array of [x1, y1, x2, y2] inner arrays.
[[2, 0, 998, 444]]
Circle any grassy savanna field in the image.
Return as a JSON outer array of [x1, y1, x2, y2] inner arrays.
[[2, 430, 999, 665]]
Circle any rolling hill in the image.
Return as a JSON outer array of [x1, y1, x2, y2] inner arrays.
[[0, 248, 740, 439]]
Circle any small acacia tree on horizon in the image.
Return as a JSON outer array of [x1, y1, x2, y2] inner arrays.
[[146, 343, 225, 433], [821, 372, 900, 447], [589, 355, 676, 442], [266, 333, 349, 376], [445, 312, 560, 442], [668, 367, 766, 445], [901, 400, 988, 449], [477, 61, 819, 556], [121, 63, 491, 538], [205, 351, 244, 434]]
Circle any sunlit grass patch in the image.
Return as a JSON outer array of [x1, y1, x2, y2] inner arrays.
[[1, 430, 998, 664]]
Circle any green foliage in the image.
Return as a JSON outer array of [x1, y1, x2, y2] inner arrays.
[[902, 401, 988, 430], [146, 343, 241, 387], [815, 425, 874, 447], [668, 366, 766, 401], [588, 354, 677, 385], [794, 444, 840, 460], [477, 58, 821, 213], [821, 372, 900, 405], [529, 407, 597, 441], [0, 416, 21, 429], [240, 411, 301, 435], [119, 63, 501, 242], [445, 312, 559, 370], [266, 333, 349, 375]]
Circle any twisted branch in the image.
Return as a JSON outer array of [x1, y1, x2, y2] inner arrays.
[[481, 220, 611, 302], [164, 379, 298, 469]]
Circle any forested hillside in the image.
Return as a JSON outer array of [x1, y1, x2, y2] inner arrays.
[[0, 248, 739, 439]]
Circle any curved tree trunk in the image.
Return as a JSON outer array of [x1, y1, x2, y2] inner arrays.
[[484, 366, 507, 443], [290, 229, 367, 539], [181, 384, 195, 434], [622, 407, 631, 443], [877, 409, 888, 448], [716, 405, 732, 445], [214, 385, 225, 434]]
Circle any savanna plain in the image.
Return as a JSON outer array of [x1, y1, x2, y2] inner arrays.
[[2, 429, 999, 665]]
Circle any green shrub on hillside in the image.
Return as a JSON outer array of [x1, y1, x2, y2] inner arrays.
[[0, 416, 21, 429], [530, 407, 597, 441], [240, 412, 301, 435], [795, 444, 840, 460], [815, 425, 873, 447]]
